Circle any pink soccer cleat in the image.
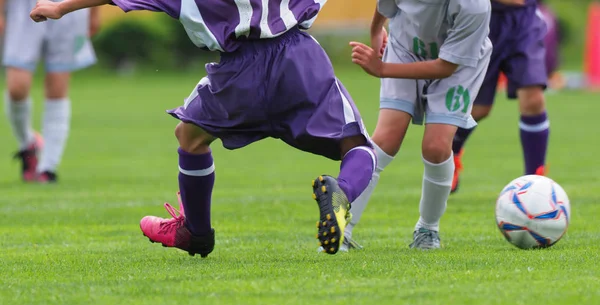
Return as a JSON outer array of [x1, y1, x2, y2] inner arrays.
[[36, 171, 58, 183], [14, 132, 44, 182], [140, 192, 215, 257], [535, 165, 547, 176]]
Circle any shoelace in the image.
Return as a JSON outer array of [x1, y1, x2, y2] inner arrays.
[[416, 228, 438, 241], [157, 202, 185, 234]]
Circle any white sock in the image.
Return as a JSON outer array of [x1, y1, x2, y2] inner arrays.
[[4, 93, 34, 150], [415, 154, 454, 232], [38, 98, 71, 173], [345, 143, 394, 239]]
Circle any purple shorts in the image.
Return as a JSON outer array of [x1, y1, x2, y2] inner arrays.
[[168, 28, 369, 161], [475, 5, 548, 105]]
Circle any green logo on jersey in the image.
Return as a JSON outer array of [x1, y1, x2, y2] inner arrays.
[[445, 85, 470, 113], [412, 37, 439, 59]]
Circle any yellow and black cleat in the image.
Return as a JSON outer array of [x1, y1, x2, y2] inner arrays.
[[312, 175, 350, 255]]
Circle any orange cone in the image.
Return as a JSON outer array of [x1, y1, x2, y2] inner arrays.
[[584, 1, 600, 89]]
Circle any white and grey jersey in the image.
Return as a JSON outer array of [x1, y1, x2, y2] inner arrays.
[[378, 0, 492, 68]]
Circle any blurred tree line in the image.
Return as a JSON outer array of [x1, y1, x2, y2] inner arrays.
[[92, 0, 596, 72]]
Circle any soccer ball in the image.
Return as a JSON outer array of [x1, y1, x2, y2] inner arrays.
[[495, 175, 570, 249]]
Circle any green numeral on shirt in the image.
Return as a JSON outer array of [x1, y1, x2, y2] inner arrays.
[[412, 37, 439, 59]]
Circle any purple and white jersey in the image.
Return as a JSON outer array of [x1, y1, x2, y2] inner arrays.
[[491, 0, 537, 12], [110, 0, 326, 52]]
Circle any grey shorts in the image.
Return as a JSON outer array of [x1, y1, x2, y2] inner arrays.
[[2, 0, 96, 72], [379, 41, 491, 129]]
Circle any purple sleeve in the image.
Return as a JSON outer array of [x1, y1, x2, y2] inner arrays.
[[110, 0, 180, 18]]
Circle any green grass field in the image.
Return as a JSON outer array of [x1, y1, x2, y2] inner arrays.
[[1, 67, 599, 305]]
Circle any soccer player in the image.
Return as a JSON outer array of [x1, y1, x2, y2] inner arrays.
[[30, 0, 377, 257], [538, 0, 560, 81], [1, 0, 98, 183], [345, 0, 492, 249], [451, 0, 551, 193]]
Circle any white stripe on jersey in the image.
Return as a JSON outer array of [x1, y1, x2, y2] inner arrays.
[[299, 0, 327, 29], [280, 0, 298, 33], [335, 80, 356, 124], [183, 77, 210, 109], [259, 0, 274, 38], [234, 0, 253, 38], [180, 0, 223, 51]]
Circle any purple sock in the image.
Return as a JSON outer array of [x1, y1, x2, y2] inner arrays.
[[452, 127, 476, 154], [338, 146, 376, 203], [178, 147, 215, 236], [519, 112, 550, 174]]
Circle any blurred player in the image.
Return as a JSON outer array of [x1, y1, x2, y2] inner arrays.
[[538, 0, 561, 83], [450, 0, 552, 193], [30, 0, 377, 257], [346, 0, 492, 249], [1, 0, 98, 183]]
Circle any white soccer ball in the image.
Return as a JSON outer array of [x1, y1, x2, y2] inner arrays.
[[495, 175, 570, 249]]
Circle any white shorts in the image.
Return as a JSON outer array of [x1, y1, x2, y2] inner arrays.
[[379, 39, 491, 129], [2, 0, 96, 72]]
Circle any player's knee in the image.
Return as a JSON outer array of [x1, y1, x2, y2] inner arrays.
[[174, 122, 214, 154], [471, 105, 492, 122], [421, 137, 452, 164], [7, 86, 29, 101], [370, 109, 411, 156], [518, 86, 546, 115], [45, 73, 70, 99], [371, 130, 403, 156], [6, 78, 30, 101], [340, 135, 368, 157], [6, 68, 33, 101]]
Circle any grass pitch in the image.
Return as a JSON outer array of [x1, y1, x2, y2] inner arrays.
[[0, 67, 598, 305]]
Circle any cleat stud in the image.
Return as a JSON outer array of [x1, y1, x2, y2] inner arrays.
[[321, 186, 327, 193], [323, 232, 327, 237], [312, 180, 315, 187], [201, 254, 208, 258], [316, 233, 320, 239], [324, 240, 329, 245], [331, 238, 336, 243], [329, 247, 335, 253], [318, 176, 324, 182], [322, 221, 327, 226], [316, 221, 320, 228], [312, 193, 317, 200], [318, 241, 322, 246], [189, 252, 195, 257], [330, 227, 335, 233], [162, 244, 167, 247], [326, 214, 331, 220]]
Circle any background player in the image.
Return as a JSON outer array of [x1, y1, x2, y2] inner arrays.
[[1, 0, 98, 183], [538, 0, 562, 88], [450, 0, 551, 193], [30, 0, 377, 257], [346, 0, 492, 249]]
